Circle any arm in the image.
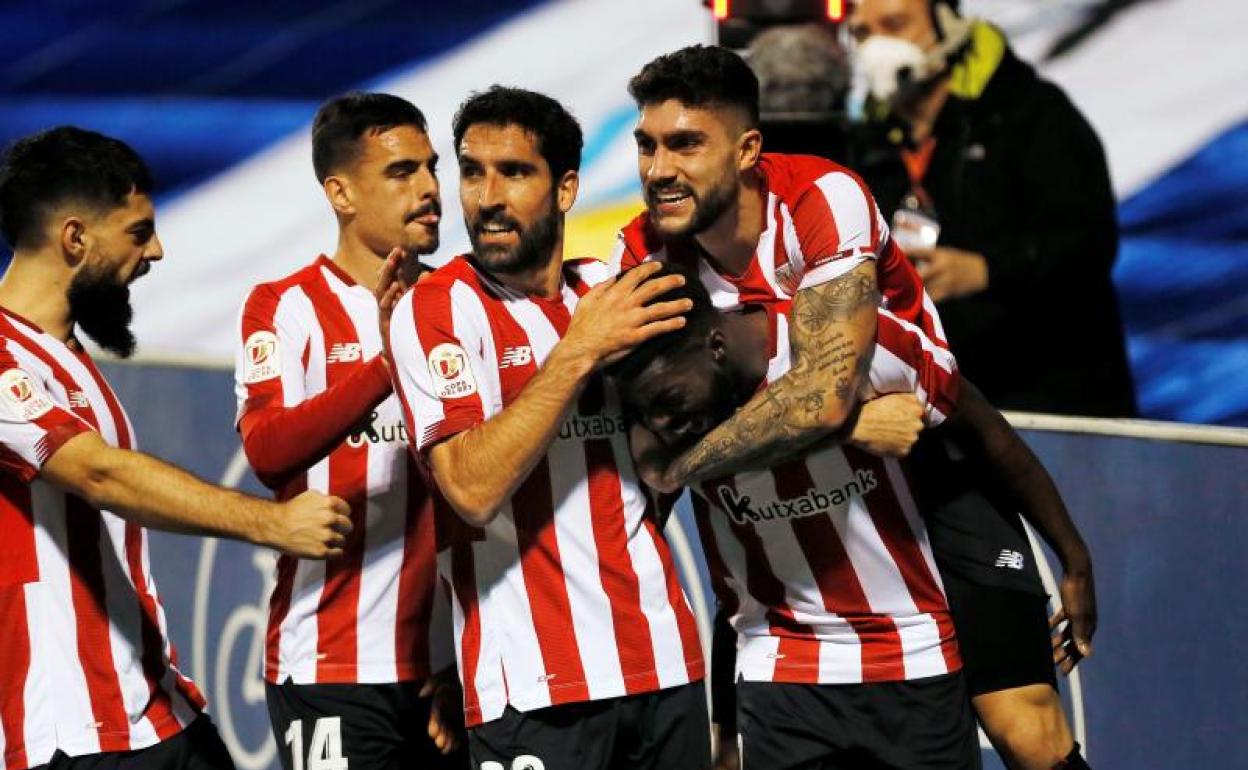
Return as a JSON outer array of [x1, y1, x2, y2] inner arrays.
[[239, 358, 391, 489], [390, 261, 689, 526], [977, 84, 1118, 296], [427, 345, 596, 524], [660, 262, 879, 489], [944, 377, 1096, 667], [41, 430, 353, 558]]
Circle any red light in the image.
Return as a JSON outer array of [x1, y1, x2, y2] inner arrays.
[[713, 0, 730, 20], [827, 0, 845, 21]]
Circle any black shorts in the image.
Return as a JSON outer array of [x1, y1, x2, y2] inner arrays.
[[737, 673, 980, 770], [468, 683, 711, 770], [33, 714, 234, 770], [942, 571, 1058, 697], [265, 680, 468, 770]]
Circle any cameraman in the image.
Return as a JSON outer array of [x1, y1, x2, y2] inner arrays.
[[847, 0, 1137, 417]]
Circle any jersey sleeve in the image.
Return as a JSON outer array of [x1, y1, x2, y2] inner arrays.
[[0, 346, 92, 482], [233, 284, 309, 428], [788, 170, 885, 292], [389, 281, 491, 455], [869, 311, 960, 427]]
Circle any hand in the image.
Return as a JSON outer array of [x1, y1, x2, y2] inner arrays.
[[909, 245, 987, 302], [560, 261, 691, 370], [375, 248, 409, 371], [419, 668, 464, 755], [847, 393, 924, 457], [265, 491, 353, 559], [1050, 554, 1096, 675]]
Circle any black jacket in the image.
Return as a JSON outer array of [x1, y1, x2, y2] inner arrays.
[[850, 40, 1137, 417]]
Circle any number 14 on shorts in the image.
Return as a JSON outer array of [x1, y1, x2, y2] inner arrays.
[[284, 717, 346, 770], [480, 758, 545, 770]]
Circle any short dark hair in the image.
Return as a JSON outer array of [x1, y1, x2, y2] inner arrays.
[[0, 126, 152, 250], [610, 261, 719, 386], [452, 86, 583, 180], [628, 45, 760, 127], [312, 92, 428, 183]]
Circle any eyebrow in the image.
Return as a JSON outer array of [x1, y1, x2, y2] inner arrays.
[[126, 218, 155, 234]]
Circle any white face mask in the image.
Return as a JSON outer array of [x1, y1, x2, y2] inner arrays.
[[847, 4, 974, 114], [851, 34, 936, 105]]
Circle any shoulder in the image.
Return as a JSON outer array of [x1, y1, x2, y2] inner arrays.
[[412, 255, 481, 301], [761, 153, 862, 199], [565, 257, 615, 287], [615, 210, 667, 269]]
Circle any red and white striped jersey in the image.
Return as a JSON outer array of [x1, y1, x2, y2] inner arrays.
[[613, 152, 948, 346], [0, 309, 205, 770], [234, 257, 449, 686], [692, 305, 961, 685], [388, 256, 704, 727]]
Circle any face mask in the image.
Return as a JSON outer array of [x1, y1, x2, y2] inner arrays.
[[847, 4, 974, 115], [852, 34, 935, 105]]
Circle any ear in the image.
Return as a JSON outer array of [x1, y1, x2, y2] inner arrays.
[[737, 127, 763, 172], [323, 175, 354, 217], [707, 327, 728, 362], [556, 169, 580, 214], [58, 216, 89, 266]]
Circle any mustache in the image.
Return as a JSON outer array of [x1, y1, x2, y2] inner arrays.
[[404, 199, 442, 223]]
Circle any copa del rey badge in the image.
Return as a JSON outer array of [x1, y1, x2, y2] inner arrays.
[[427, 342, 477, 399], [0, 369, 55, 420], [243, 330, 281, 384]]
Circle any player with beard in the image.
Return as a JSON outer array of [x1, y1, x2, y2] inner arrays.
[[613, 264, 1088, 769], [385, 86, 709, 770], [618, 45, 1095, 770], [232, 93, 466, 770], [614, 44, 946, 498], [0, 127, 351, 770]]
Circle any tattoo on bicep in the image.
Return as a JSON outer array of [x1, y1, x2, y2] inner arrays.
[[668, 269, 880, 483]]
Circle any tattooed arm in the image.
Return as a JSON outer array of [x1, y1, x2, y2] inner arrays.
[[657, 262, 880, 490]]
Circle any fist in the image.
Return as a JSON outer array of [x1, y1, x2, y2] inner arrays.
[[848, 393, 925, 458], [271, 491, 353, 559]]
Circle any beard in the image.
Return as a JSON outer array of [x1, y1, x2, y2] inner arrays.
[[646, 169, 738, 238], [67, 262, 136, 358], [467, 203, 560, 276]]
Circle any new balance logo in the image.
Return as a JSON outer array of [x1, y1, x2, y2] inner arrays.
[[994, 549, 1026, 570], [68, 390, 90, 409], [500, 346, 533, 368], [327, 342, 362, 364]]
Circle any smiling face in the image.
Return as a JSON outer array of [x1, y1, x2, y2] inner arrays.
[[633, 99, 750, 239], [457, 122, 576, 276], [336, 125, 441, 259]]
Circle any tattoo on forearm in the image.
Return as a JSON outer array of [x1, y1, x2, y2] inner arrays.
[[668, 268, 880, 484]]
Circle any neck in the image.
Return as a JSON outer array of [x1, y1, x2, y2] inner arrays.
[[694, 168, 766, 277], [720, 306, 771, 395], [902, 77, 951, 143], [0, 249, 74, 340], [332, 228, 390, 292], [488, 231, 567, 300]]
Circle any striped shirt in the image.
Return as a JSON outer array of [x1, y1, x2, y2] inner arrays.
[[692, 305, 962, 685], [613, 152, 948, 346], [234, 256, 448, 686], [0, 309, 205, 770], [388, 256, 704, 727]]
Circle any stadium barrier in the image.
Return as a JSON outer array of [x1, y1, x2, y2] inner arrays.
[[100, 361, 1247, 769]]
